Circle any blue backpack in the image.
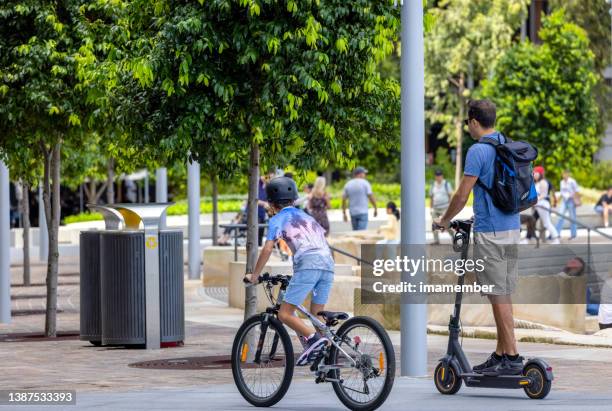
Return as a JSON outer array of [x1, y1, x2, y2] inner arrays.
[[476, 134, 538, 214]]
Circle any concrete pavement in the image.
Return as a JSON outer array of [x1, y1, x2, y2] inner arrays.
[[7, 378, 612, 411]]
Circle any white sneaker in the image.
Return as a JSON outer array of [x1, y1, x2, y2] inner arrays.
[[549, 238, 560, 245]]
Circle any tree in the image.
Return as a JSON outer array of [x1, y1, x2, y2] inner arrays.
[[99, 0, 400, 317], [482, 9, 600, 181], [0, 1, 92, 336], [549, 0, 611, 130], [424, 0, 528, 187]]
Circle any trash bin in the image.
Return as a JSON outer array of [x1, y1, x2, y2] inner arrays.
[[79, 231, 101, 346], [99, 230, 184, 346], [79, 203, 183, 349]]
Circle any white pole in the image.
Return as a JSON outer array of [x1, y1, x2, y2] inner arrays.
[[38, 183, 48, 263], [155, 168, 168, 228], [187, 160, 201, 280], [0, 160, 11, 323], [400, 0, 428, 376], [144, 170, 150, 203]]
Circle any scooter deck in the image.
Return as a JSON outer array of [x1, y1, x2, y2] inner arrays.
[[461, 373, 532, 389]]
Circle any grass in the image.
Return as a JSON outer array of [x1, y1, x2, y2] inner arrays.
[[63, 182, 603, 225]]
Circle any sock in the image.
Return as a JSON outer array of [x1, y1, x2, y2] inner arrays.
[[307, 333, 316, 340], [493, 352, 503, 360], [506, 353, 520, 361]]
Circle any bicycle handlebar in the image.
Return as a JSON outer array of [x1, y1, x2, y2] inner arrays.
[[243, 272, 291, 286]]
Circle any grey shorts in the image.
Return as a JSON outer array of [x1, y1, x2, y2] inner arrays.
[[473, 230, 520, 296]]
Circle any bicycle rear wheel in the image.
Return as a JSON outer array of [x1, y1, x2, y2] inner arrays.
[[231, 314, 294, 407], [329, 316, 395, 411]]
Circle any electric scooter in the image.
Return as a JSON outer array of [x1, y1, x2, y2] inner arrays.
[[432, 219, 553, 399]]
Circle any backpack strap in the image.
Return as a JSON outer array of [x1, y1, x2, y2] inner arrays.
[[474, 134, 503, 193]]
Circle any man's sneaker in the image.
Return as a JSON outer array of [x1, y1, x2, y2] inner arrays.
[[296, 334, 328, 366], [472, 352, 502, 374], [481, 354, 524, 376]]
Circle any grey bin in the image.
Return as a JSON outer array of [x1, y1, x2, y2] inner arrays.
[[99, 230, 184, 346], [79, 231, 102, 346]]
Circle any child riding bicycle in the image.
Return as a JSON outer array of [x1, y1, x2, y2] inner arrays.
[[245, 176, 335, 366]]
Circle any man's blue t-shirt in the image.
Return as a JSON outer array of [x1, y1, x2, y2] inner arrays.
[[464, 131, 520, 233], [266, 207, 335, 272]]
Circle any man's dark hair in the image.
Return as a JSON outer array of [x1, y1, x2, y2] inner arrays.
[[284, 172, 294, 179], [467, 99, 496, 128]]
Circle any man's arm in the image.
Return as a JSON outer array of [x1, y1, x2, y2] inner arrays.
[[437, 175, 478, 227], [246, 240, 275, 283], [368, 194, 377, 217], [342, 193, 348, 222]]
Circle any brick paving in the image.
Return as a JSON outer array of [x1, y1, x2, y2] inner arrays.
[[2, 261, 612, 396]]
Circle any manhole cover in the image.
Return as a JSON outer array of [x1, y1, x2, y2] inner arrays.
[[129, 355, 288, 370], [11, 294, 48, 300], [0, 331, 80, 343], [12, 281, 79, 287], [11, 309, 65, 316]]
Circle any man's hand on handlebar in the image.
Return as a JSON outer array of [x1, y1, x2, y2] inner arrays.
[[432, 217, 450, 231], [244, 273, 259, 285]]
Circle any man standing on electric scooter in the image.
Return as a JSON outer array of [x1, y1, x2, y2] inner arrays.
[[434, 99, 523, 376]]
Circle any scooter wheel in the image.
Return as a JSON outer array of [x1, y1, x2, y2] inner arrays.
[[523, 364, 552, 399], [434, 362, 462, 395]]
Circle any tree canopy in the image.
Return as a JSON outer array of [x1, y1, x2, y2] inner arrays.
[[89, 0, 400, 177], [483, 9, 600, 181]]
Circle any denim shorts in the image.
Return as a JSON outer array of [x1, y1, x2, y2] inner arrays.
[[283, 269, 334, 306]]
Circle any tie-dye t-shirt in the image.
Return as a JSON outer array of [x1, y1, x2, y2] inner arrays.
[[266, 207, 335, 272]]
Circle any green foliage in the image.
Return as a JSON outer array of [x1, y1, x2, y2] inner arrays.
[[426, 147, 454, 182], [573, 161, 612, 191], [549, 0, 612, 131], [90, 0, 401, 180], [482, 10, 600, 183], [424, 0, 528, 141]]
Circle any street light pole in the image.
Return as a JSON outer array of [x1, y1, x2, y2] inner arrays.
[[400, 0, 428, 376], [187, 159, 201, 280], [155, 168, 168, 228], [0, 160, 11, 324]]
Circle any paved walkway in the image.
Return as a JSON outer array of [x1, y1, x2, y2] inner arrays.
[[6, 378, 612, 411], [3, 262, 612, 410]]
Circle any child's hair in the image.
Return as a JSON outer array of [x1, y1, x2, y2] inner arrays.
[[387, 201, 400, 220], [271, 199, 295, 209]]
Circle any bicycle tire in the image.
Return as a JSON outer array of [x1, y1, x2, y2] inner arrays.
[[329, 316, 396, 411], [231, 314, 294, 407]]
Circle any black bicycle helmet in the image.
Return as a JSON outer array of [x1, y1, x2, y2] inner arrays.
[[266, 176, 298, 202]]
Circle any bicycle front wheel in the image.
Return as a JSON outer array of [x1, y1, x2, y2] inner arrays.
[[329, 316, 396, 411], [231, 314, 294, 407]]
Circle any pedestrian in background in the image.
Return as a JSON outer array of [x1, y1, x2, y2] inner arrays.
[[308, 177, 331, 236], [430, 169, 453, 244], [555, 169, 579, 240], [595, 186, 612, 228], [342, 166, 377, 230], [377, 201, 400, 242], [533, 166, 559, 244]]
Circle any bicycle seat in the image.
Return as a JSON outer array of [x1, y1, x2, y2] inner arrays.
[[318, 311, 349, 322]]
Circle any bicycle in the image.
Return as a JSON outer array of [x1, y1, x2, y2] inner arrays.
[[231, 273, 396, 411]]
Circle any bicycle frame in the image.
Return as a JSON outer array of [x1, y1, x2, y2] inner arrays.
[[254, 278, 357, 369]]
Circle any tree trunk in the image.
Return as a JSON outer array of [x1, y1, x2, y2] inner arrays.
[[244, 142, 260, 320], [106, 157, 115, 204], [212, 175, 219, 245], [20, 183, 31, 286], [454, 74, 465, 189], [42, 142, 61, 337]]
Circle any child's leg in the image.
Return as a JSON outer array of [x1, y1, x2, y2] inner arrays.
[[310, 302, 326, 324], [278, 303, 314, 337]]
